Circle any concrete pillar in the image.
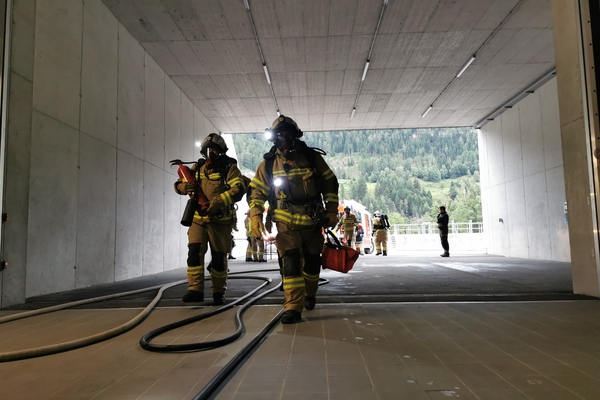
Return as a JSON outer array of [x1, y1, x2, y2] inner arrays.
[[551, 0, 600, 296]]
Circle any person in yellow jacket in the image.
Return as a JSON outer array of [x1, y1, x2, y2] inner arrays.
[[174, 133, 245, 305], [244, 212, 265, 262], [336, 206, 359, 248], [373, 211, 388, 256], [249, 115, 339, 324]]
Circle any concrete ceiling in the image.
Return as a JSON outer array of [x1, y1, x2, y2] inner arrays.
[[101, 0, 555, 133]]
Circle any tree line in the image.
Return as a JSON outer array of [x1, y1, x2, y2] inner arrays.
[[233, 127, 481, 223]]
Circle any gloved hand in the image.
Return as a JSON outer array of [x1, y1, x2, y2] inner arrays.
[[177, 182, 195, 194], [251, 215, 265, 238], [206, 196, 224, 215], [324, 212, 338, 229]]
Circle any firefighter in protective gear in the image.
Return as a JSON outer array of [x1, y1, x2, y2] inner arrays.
[[245, 212, 265, 262], [336, 206, 359, 248], [250, 115, 339, 324], [174, 133, 245, 305], [373, 211, 388, 256]]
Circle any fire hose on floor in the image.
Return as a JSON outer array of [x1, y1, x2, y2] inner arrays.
[[0, 268, 328, 399]]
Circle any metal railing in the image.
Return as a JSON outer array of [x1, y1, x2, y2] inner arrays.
[[391, 221, 484, 235]]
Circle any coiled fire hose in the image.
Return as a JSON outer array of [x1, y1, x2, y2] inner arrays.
[[0, 269, 278, 362]]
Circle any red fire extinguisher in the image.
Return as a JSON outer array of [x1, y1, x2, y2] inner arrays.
[[170, 159, 210, 226]]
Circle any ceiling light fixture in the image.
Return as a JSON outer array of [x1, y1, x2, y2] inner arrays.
[[350, 0, 388, 118], [243, 0, 280, 122], [263, 63, 271, 85], [421, 105, 433, 118], [420, 0, 526, 126], [351, 108, 356, 119], [361, 61, 370, 82], [456, 55, 475, 78]]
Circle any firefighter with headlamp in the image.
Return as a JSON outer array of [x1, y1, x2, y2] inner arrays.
[[174, 133, 245, 305], [249, 115, 339, 324]]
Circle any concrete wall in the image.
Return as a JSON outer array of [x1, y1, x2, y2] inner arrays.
[[550, 0, 599, 297], [1, 0, 217, 306], [479, 77, 570, 262]]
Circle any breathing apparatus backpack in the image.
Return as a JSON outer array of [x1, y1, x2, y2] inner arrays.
[[381, 214, 391, 229]]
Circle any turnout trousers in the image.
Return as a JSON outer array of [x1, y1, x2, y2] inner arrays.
[[275, 222, 324, 313], [343, 229, 355, 248], [375, 230, 388, 253], [246, 237, 265, 261], [187, 221, 233, 294]]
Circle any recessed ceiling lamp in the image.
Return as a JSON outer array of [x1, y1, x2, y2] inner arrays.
[[361, 61, 370, 82], [351, 0, 389, 117], [421, 105, 433, 118], [456, 55, 476, 78], [243, 0, 280, 118], [263, 63, 271, 85]]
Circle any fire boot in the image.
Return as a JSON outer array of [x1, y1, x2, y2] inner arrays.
[[213, 292, 225, 305], [304, 296, 316, 310], [281, 310, 302, 324], [182, 290, 204, 302]]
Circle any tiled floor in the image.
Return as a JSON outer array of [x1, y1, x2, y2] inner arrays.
[[2, 301, 600, 399]]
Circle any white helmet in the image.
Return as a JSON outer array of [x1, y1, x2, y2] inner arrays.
[[374, 211, 381, 217]]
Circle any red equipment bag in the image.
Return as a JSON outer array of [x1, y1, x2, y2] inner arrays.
[[322, 229, 359, 273]]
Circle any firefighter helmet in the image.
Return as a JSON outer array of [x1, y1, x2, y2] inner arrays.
[[268, 115, 303, 139], [344, 206, 351, 211], [374, 210, 381, 217], [200, 133, 228, 156]]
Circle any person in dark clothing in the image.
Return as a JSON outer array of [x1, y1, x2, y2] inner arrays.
[[437, 206, 449, 257], [355, 224, 364, 255]]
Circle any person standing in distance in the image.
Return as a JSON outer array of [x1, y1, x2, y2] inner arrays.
[[336, 206, 359, 248], [249, 115, 339, 324], [372, 211, 388, 256], [437, 206, 450, 257], [173, 133, 246, 305]]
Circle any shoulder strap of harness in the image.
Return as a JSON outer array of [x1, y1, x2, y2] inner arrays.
[[262, 143, 328, 211]]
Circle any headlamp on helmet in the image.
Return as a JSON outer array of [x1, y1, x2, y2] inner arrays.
[[264, 129, 274, 141], [268, 115, 303, 139]]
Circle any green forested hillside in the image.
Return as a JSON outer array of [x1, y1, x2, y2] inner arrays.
[[233, 128, 481, 223]]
